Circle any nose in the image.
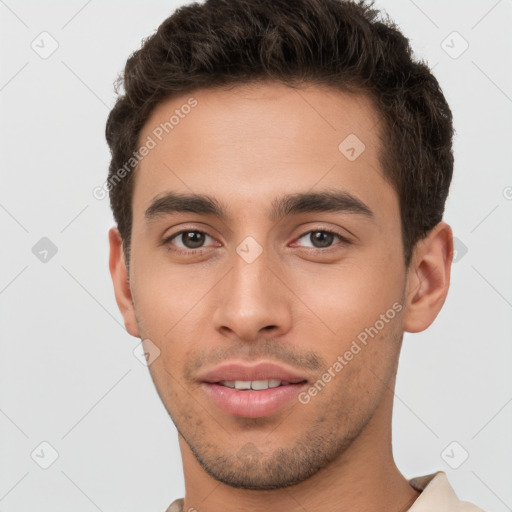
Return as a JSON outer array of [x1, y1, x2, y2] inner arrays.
[[212, 246, 293, 342]]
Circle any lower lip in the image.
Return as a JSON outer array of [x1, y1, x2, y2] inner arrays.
[[202, 382, 307, 418]]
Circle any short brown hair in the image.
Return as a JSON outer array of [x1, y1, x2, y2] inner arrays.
[[105, 0, 454, 267]]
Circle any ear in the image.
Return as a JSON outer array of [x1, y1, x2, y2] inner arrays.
[[108, 227, 140, 338], [403, 221, 454, 333]]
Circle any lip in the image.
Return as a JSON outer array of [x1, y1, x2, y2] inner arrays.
[[198, 361, 308, 384], [202, 382, 308, 418], [198, 361, 309, 418]]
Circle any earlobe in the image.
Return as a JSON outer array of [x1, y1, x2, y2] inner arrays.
[[108, 227, 140, 338], [402, 222, 454, 333]]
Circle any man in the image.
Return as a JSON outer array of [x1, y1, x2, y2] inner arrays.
[[105, 0, 486, 510]]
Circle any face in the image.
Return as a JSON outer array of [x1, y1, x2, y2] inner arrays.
[[118, 82, 410, 489]]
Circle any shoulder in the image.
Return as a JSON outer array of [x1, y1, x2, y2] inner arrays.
[[165, 497, 184, 512], [407, 471, 487, 512]]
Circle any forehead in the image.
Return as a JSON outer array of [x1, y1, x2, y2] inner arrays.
[[132, 81, 394, 221]]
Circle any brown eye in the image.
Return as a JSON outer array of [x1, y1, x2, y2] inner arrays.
[[181, 231, 205, 248], [309, 231, 335, 248], [296, 230, 343, 249], [168, 230, 213, 250]]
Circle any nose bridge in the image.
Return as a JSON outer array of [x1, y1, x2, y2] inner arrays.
[[232, 246, 269, 301], [212, 239, 291, 340]]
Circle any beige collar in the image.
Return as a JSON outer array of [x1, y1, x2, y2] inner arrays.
[[165, 471, 486, 512]]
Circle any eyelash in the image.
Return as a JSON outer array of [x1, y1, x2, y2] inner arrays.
[[162, 228, 351, 255]]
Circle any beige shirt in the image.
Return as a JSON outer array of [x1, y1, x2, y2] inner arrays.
[[165, 471, 487, 512]]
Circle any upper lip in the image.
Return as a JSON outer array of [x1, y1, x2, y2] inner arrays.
[[198, 361, 308, 384]]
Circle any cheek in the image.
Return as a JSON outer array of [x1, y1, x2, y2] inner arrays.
[[130, 251, 214, 339], [300, 313, 403, 423], [284, 252, 404, 343], [129, 259, 213, 381]]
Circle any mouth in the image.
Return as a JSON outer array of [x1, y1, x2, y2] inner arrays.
[[215, 379, 307, 390], [198, 361, 310, 418], [199, 361, 308, 385]]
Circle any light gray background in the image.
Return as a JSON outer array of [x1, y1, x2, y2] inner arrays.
[[1, 1, 511, 511]]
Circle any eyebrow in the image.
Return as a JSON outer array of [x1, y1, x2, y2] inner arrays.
[[144, 189, 374, 222]]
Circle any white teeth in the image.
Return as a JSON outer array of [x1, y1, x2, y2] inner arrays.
[[218, 379, 289, 390], [250, 380, 269, 390]]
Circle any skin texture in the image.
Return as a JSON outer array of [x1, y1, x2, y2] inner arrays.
[[109, 82, 453, 512]]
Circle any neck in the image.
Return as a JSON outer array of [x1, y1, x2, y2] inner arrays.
[[177, 385, 420, 512]]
